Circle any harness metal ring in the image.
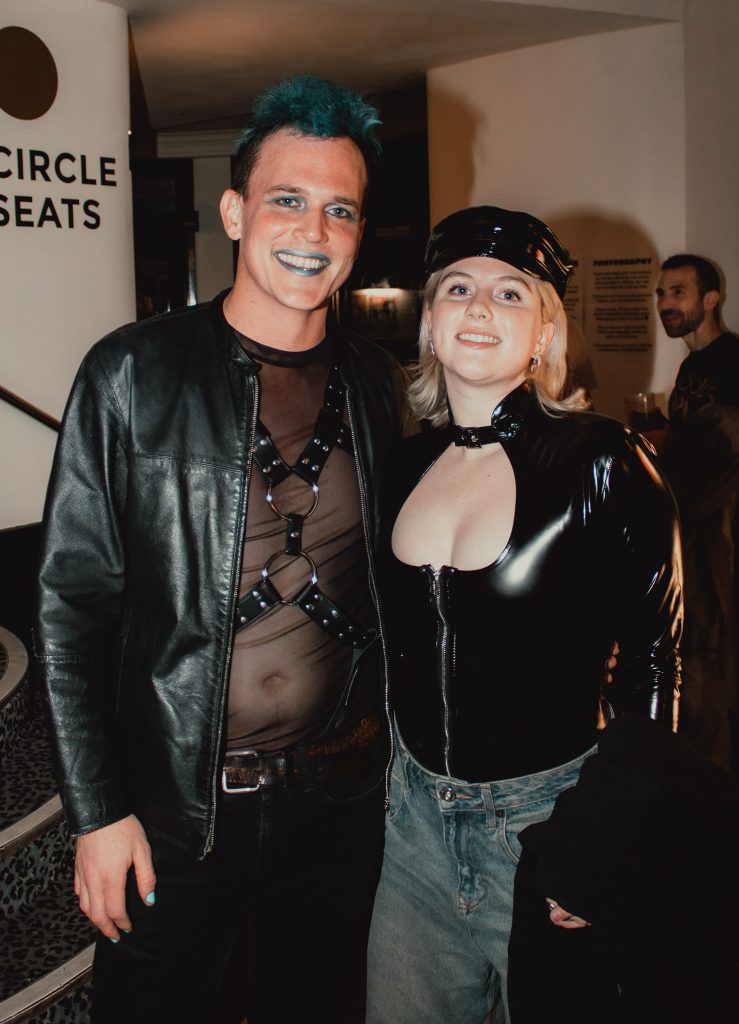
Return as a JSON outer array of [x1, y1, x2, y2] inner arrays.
[[265, 482, 319, 521], [261, 550, 319, 606]]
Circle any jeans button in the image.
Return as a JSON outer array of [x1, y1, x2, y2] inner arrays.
[[440, 786, 456, 802]]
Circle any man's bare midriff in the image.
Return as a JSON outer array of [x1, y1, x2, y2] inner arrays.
[[226, 335, 371, 752]]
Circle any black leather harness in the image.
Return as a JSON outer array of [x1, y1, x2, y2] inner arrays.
[[234, 365, 375, 652]]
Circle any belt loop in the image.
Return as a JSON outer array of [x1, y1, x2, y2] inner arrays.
[[292, 744, 317, 793]]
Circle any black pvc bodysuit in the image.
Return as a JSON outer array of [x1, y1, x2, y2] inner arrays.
[[383, 383, 683, 782]]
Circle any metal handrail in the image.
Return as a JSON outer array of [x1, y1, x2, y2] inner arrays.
[[0, 385, 60, 432]]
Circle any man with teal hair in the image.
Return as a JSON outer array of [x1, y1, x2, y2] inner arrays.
[[36, 75, 408, 1023], [231, 72, 382, 195]]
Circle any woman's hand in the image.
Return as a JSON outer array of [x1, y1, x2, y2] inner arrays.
[[545, 898, 590, 929]]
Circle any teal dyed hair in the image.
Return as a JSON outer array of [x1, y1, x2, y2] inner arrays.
[[232, 74, 381, 200]]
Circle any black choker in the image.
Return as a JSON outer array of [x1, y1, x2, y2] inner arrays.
[[448, 382, 534, 447], [450, 424, 502, 448]]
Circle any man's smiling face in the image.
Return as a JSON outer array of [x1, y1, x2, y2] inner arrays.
[[221, 128, 366, 324], [655, 266, 711, 338]]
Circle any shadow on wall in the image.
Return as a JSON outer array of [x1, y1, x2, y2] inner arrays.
[[551, 211, 661, 419], [425, 85, 481, 221]]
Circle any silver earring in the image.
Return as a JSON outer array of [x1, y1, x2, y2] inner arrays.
[[529, 353, 541, 373], [430, 340, 436, 358]]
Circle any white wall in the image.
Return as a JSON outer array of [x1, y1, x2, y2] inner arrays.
[[157, 130, 236, 304], [193, 156, 234, 303], [428, 23, 688, 417], [0, 0, 134, 529], [684, 0, 739, 330]]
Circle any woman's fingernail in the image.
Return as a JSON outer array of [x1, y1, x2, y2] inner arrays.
[[145, 891, 156, 906], [110, 937, 119, 944], [122, 928, 131, 934]]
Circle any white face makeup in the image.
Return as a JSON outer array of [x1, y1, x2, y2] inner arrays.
[[222, 128, 366, 325]]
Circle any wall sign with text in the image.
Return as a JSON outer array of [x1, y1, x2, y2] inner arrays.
[[0, 146, 117, 228], [588, 257, 655, 354]]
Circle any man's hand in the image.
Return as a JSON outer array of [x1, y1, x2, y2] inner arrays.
[[74, 814, 156, 940]]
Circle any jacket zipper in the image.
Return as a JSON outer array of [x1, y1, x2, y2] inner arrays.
[[425, 565, 455, 777], [345, 386, 394, 808], [204, 369, 259, 856]]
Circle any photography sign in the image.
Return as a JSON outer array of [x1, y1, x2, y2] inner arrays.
[[588, 257, 655, 354]]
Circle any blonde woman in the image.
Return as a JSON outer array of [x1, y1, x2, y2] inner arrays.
[[366, 207, 682, 1024]]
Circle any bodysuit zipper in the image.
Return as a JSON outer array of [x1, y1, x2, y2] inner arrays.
[[425, 565, 455, 777], [204, 370, 259, 857]]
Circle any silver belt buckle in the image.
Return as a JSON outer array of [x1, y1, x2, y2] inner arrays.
[[222, 748, 261, 793]]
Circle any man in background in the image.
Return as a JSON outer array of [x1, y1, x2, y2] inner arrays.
[[655, 254, 739, 771]]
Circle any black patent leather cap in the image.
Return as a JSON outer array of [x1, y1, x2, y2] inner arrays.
[[425, 205, 573, 298]]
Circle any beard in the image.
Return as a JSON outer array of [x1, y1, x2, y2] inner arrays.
[[659, 303, 705, 338]]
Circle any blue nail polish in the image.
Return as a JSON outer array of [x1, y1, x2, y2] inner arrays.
[[145, 891, 156, 906], [122, 929, 131, 934], [110, 938, 119, 944]]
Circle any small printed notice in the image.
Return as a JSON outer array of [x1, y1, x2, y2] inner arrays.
[[587, 257, 655, 353]]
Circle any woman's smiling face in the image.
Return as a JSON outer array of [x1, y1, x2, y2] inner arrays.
[[429, 256, 554, 399]]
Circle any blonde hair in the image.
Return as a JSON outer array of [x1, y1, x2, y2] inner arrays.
[[408, 269, 589, 427]]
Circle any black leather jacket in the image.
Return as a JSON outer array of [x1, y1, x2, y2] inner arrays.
[[384, 384, 683, 782], [34, 292, 403, 857]]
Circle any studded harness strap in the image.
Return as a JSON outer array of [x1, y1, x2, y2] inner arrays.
[[234, 365, 375, 652]]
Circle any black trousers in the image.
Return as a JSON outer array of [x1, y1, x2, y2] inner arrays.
[[92, 743, 386, 1024]]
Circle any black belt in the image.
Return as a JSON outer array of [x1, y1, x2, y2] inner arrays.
[[221, 712, 381, 794]]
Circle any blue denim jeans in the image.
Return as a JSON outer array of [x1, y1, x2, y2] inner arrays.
[[366, 733, 594, 1024]]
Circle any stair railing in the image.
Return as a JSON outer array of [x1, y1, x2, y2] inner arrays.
[[0, 384, 60, 433]]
